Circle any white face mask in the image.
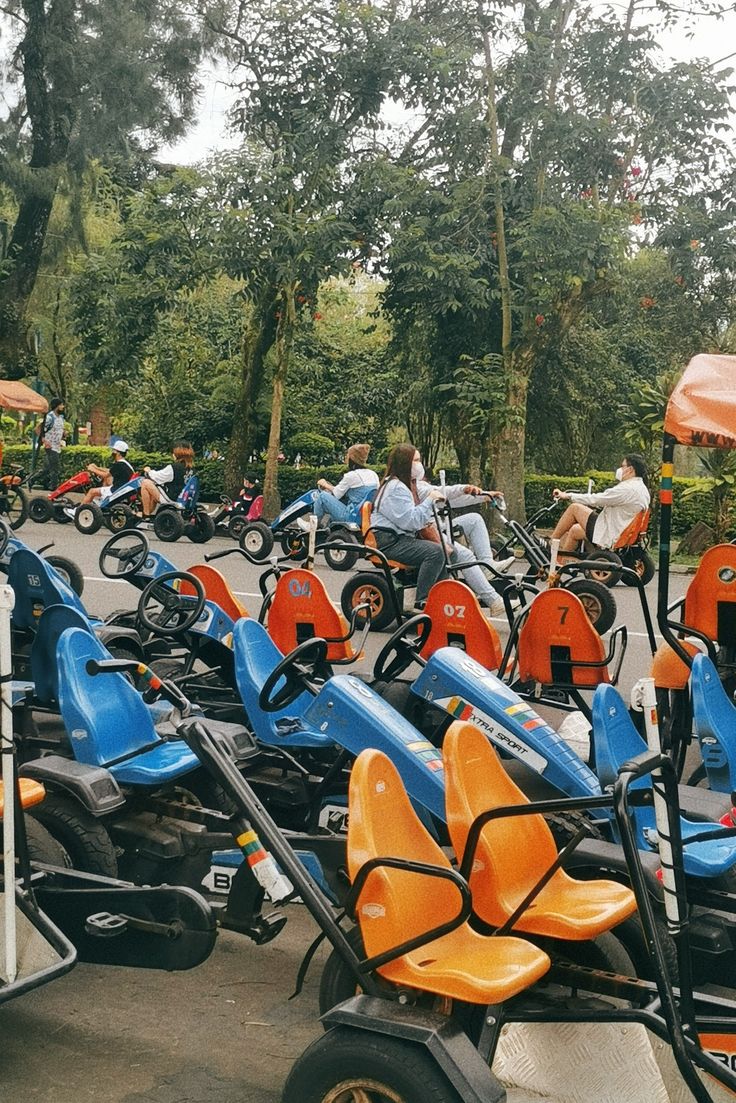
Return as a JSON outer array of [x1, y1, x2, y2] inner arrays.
[[411, 460, 425, 481]]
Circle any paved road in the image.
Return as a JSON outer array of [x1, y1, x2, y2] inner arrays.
[[4, 520, 693, 1103]]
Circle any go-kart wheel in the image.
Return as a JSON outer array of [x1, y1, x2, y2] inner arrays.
[[186, 510, 216, 543], [340, 572, 395, 632], [258, 637, 329, 712], [53, 503, 73, 523], [45, 554, 85, 596], [29, 496, 52, 523], [153, 508, 184, 542], [280, 529, 305, 560], [137, 571, 206, 636], [1, 485, 29, 529], [323, 530, 359, 572], [29, 793, 118, 877], [240, 521, 275, 560], [282, 1026, 462, 1103], [0, 518, 8, 557], [105, 503, 138, 533], [100, 530, 150, 579], [564, 578, 616, 635], [25, 818, 71, 866], [74, 502, 103, 534], [228, 513, 248, 540], [373, 614, 432, 682], [583, 549, 622, 588], [622, 549, 655, 586]]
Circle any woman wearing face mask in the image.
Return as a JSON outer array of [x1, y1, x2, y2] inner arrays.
[[549, 453, 650, 553], [372, 443, 509, 614]]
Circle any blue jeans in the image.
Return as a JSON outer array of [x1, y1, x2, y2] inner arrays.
[[313, 491, 354, 524]]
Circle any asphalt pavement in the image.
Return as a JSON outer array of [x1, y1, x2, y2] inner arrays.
[[4, 518, 693, 1103]]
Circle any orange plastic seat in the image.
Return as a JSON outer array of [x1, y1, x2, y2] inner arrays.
[[683, 545, 736, 649], [268, 568, 357, 662], [516, 589, 610, 689], [181, 564, 249, 623], [0, 778, 46, 817], [349, 748, 550, 1003], [651, 639, 701, 691], [442, 723, 637, 939], [614, 508, 650, 551], [422, 580, 502, 671], [361, 501, 410, 571]]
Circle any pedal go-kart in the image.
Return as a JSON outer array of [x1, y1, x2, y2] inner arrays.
[[177, 666, 736, 1103], [238, 487, 365, 569], [0, 517, 84, 596], [29, 467, 103, 524], [210, 489, 264, 540]]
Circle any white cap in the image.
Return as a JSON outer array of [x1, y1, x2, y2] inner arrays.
[[112, 439, 129, 453]]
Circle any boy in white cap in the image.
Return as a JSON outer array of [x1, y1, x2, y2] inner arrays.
[[66, 440, 135, 516]]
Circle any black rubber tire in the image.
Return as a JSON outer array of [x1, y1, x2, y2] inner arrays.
[[154, 509, 184, 542], [319, 926, 366, 1014], [74, 502, 103, 535], [236, 521, 274, 559], [280, 529, 306, 560], [3, 485, 29, 529], [28, 793, 118, 877], [25, 817, 71, 866], [52, 504, 73, 524], [544, 809, 604, 849], [622, 549, 656, 587], [564, 578, 617, 635], [29, 496, 53, 523], [150, 657, 187, 680], [282, 1027, 464, 1103], [341, 572, 396, 632], [583, 549, 623, 588], [554, 930, 636, 978], [227, 514, 247, 540], [45, 554, 85, 596], [186, 511, 216, 543], [105, 503, 138, 533], [613, 913, 679, 984], [324, 531, 360, 572]]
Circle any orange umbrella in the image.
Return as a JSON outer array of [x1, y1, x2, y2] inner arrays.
[[664, 354, 736, 449], [0, 380, 49, 414]]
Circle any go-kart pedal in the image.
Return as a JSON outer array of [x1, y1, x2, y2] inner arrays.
[[85, 911, 129, 937], [220, 909, 288, 945]]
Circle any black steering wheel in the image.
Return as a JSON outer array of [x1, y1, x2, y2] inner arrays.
[[258, 637, 329, 713], [0, 517, 9, 558], [100, 530, 150, 579], [373, 614, 432, 683], [137, 571, 206, 636]]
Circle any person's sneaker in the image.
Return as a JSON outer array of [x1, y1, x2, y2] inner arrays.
[[492, 555, 516, 573], [62, 506, 76, 520], [486, 598, 506, 617], [296, 515, 312, 532], [138, 518, 153, 528], [508, 595, 522, 611]]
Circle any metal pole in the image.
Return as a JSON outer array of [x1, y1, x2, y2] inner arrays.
[[1, 583, 17, 983]]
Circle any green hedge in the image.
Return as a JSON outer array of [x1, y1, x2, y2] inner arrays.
[[2, 443, 729, 534]]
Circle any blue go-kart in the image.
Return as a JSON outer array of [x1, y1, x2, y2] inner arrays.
[[0, 517, 84, 596], [237, 487, 370, 570]]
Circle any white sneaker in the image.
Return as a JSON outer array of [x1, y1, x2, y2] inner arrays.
[[62, 506, 76, 520], [508, 595, 521, 611], [296, 515, 312, 532], [487, 598, 505, 617], [492, 556, 516, 573]]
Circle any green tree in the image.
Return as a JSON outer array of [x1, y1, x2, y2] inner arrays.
[[0, 1, 211, 375]]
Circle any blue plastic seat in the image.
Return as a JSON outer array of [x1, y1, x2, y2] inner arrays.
[[56, 627, 199, 786], [691, 653, 736, 794], [31, 605, 94, 705], [232, 618, 331, 748], [8, 548, 87, 630], [592, 683, 736, 879]]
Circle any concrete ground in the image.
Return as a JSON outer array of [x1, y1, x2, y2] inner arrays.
[[2, 520, 692, 1102]]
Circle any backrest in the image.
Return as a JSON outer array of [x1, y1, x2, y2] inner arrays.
[[268, 568, 354, 661], [443, 722, 559, 927], [32, 605, 95, 704], [182, 564, 248, 622], [348, 748, 458, 962], [614, 508, 650, 551], [516, 589, 609, 688], [8, 548, 87, 630], [684, 544, 736, 648], [359, 499, 407, 570], [56, 627, 159, 767], [650, 639, 701, 691], [247, 495, 264, 521], [591, 683, 650, 793], [422, 580, 502, 670], [691, 652, 736, 794], [178, 473, 200, 509]]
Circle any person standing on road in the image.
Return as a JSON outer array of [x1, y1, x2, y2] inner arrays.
[[41, 397, 66, 490]]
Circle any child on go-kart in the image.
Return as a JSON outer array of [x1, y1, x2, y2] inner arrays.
[[65, 440, 134, 517], [550, 453, 650, 553]]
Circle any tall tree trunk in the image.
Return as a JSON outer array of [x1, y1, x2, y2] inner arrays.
[[224, 292, 277, 494], [491, 366, 529, 517], [263, 285, 297, 519]]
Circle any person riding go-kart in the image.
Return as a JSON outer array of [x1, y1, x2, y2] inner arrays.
[[29, 467, 104, 524]]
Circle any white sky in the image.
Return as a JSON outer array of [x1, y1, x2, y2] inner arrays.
[[163, 6, 736, 165]]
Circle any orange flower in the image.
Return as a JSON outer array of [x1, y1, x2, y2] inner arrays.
[[640, 296, 656, 309]]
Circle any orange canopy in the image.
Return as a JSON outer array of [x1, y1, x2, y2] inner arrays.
[[0, 380, 48, 414], [664, 354, 736, 449]]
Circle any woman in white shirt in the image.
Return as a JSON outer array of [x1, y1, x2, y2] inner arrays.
[[550, 453, 650, 552], [313, 443, 379, 524]]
